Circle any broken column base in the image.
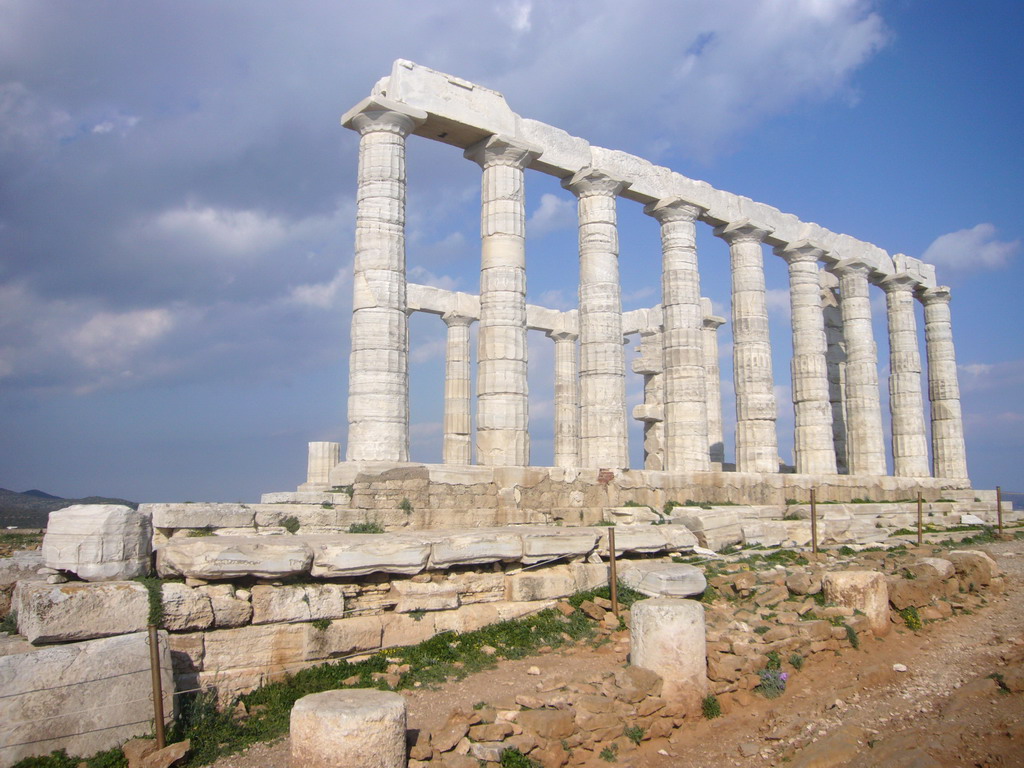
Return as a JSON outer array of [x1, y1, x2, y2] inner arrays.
[[290, 689, 406, 768]]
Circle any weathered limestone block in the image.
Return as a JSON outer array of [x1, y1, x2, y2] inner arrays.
[[596, 525, 667, 556], [156, 537, 312, 580], [505, 569, 576, 602], [570, 563, 608, 592], [822, 571, 889, 636], [143, 502, 256, 530], [309, 535, 430, 578], [201, 585, 253, 628], [916, 557, 955, 580], [672, 511, 743, 551], [740, 521, 787, 547], [604, 506, 660, 524], [0, 631, 173, 768], [517, 527, 599, 565], [948, 550, 998, 590], [290, 689, 406, 768], [251, 584, 346, 625], [619, 563, 706, 598], [15, 581, 149, 645], [657, 524, 699, 552], [382, 611, 438, 648], [442, 570, 505, 604], [160, 582, 214, 631], [0, 551, 44, 617], [427, 529, 523, 567], [390, 580, 460, 613], [303, 616, 384, 661], [631, 598, 706, 710], [886, 575, 946, 611], [43, 505, 152, 581]]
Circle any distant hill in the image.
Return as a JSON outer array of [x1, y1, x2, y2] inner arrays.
[[0, 488, 138, 529]]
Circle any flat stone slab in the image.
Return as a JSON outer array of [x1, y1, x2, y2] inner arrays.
[[0, 631, 173, 768], [517, 527, 599, 564], [143, 503, 256, 530], [619, 563, 707, 598], [309, 535, 430, 578], [156, 537, 313, 580], [425, 530, 524, 568], [15, 581, 149, 645]]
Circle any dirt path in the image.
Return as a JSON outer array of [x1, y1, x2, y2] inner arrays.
[[211, 540, 1024, 768]]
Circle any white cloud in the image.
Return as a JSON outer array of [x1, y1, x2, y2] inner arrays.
[[66, 308, 175, 370], [408, 265, 460, 291], [289, 267, 351, 309], [765, 288, 790, 317], [145, 203, 289, 256], [527, 193, 576, 237], [536, 289, 573, 311], [922, 223, 1020, 272]]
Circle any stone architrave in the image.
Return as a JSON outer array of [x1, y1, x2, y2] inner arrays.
[[442, 312, 473, 465], [832, 258, 887, 476], [563, 168, 630, 469], [714, 220, 779, 473], [881, 273, 930, 477], [776, 242, 837, 475], [631, 598, 707, 710], [645, 197, 710, 473], [548, 330, 580, 468], [918, 286, 969, 479], [465, 135, 541, 467], [290, 689, 407, 768], [701, 297, 726, 465], [821, 275, 849, 473], [341, 96, 427, 463]]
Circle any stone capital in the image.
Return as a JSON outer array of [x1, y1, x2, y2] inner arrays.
[[830, 257, 879, 279], [341, 95, 427, 136], [713, 219, 773, 245], [702, 314, 726, 330], [546, 330, 578, 343], [561, 167, 629, 198], [774, 240, 828, 265], [879, 272, 921, 294], [442, 311, 475, 327], [917, 285, 952, 305], [464, 134, 542, 170], [643, 196, 706, 224]]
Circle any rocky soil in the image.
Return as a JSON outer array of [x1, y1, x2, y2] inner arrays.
[[203, 539, 1024, 768]]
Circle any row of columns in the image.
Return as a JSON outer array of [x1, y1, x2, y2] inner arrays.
[[343, 97, 968, 480]]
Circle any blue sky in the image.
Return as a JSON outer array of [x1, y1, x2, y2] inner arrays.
[[1, 0, 1020, 502]]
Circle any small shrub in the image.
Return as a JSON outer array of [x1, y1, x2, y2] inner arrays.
[[599, 743, 618, 762], [844, 623, 860, 649], [310, 618, 331, 631], [900, 606, 922, 631], [186, 528, 214, 537], [594, 520, 616, 526], [624, 725, 644, 745], [348, 521, 385, 534], [473, 700, 488, 710], [837, 545, 856, 556], [281, 516, 301, 534], [765, 650, 782, 670], [622, 500, 641, 507], [409, 609, 427, 622], [0, 610, 17, 634], [398, 498, 413, 515], [320, 502, 334, 509], [500, 747, 539, 768], [756, 668, 788, 698], [754, 625, 770, 635], [663, 500, 683, 516], [331, 485, 355, 499], [701, 694, 721, 719], [789, 653, 804, 670]]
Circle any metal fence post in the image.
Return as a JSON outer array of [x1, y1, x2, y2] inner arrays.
[[810, 488, 818, 555], [148, 624, 166, 749], [917, 491, 923, 546], [608, 527, 619, 618], [997, 485, 1003, 535]]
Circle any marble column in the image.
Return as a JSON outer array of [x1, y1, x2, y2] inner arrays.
[[714, 221, 778, 473], [832, 258, 887, 476], [563, 168, 629, 468], [919, 286, 969, 479], [645, 197, 709, 473], [548, 330, 580, 468], [701, 298, 726, 465], [442, 312, 473, 465], [465, 135, 541, 467], [776, 243, 837, 475], [341, 97, 426, 462], [632, 329, 665, 471], [821, 279, 849, 473], [881, 274, 930, 477]]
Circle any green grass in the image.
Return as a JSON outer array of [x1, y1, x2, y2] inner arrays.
[[624, 725, 644, 745], [133, 576, 165, 627], [398, 498, 413, 515], [12, 748, 126, 768], [844, 623, 860, 648], [789, 653, 804, 670], [900, 606, 922, 631], [501, 747, 540, 767], [347, 521, 384, 534], [281, 516, 300, 534], [0, 610, 17, 634], [701, 694, 722, 719], [0, 531, 44, 552]]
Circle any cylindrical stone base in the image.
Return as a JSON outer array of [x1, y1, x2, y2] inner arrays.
[[290, 689, 406, 768], [822, 570, 889, 637], [630, 598, 706, 711]]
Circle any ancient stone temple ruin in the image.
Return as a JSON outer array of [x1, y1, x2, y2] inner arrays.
[[283, 59, 972, 516]]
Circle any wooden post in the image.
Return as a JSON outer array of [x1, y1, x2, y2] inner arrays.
[[148, 624, 166, 749], [997, 485, 1003, 535], [916, 491, 923, 546], [810, 488, 818, 555], [608, 527, 619, 618]]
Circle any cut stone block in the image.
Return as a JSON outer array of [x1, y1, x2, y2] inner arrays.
[[143, 503, 255, 530], [595, 525, 667, 556], [517, 527, 599, 564], [201, 585, 252, 628], [390, 580, 460, 613], [619, 563, 707, 598], [822, 570, 889, 636], [161, 582, 214, 632], [427, 530, 523, 567], [309, 535, 430, 577], [42, 505, 152, 581], [156, 537, 312, 580], [505, 569, 576, 602], [290, 690, 406, 768], [657, 524, 699, 552], [251, 584, 346, 625], [631, 598, 706, 710], [0, 631, 173, 768], [15, 581, 149, 645]]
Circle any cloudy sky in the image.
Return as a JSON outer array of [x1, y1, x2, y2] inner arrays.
[[1, 0, 1021, 502]]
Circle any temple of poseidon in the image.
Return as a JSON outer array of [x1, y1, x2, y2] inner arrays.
[[270, 59, 980, 524]]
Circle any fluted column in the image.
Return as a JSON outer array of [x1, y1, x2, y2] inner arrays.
[[442, 312, 473, 465], [548, 330, 580, 468], [832, 258, 887, 476], [341, 97, 426, 462], [631, 329, 665, 471], [465, 135, 541, 466], [645, 197, 709, 473], [563, 168, 629, 468], [776, 243, 837, 475], [701, 298, 726, 465], [714, 221, 778, 473], [821, 281, 849, 473], [881, 274, 930, 477], [919, 286, 969, 479]]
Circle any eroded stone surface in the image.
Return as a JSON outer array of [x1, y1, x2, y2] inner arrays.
[[290, 689, 406, 768], [619, 563, 707, 598], [42, 505, 151, 581], [631, 597, 706, 710], [15, 581, 149, 644], [156, 537, 313, 580], [823, 570, 889, 636]]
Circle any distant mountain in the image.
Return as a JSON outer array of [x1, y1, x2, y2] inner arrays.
[[0, 488, 138, 529]]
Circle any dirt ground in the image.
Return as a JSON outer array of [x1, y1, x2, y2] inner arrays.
[[211, 540, 1024, 768]]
